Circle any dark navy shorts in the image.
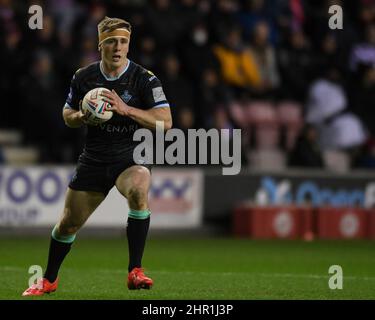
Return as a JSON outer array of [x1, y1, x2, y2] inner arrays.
[[69, 156, 152, 196]]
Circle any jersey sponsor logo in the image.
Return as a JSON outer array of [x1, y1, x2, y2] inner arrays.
[[98, 123, 139, 133], [120, 90, 132, 103], [152, 87, 166, 103]]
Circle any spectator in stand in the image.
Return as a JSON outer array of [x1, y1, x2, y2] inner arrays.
[[177, 107, 195, 132], [180, 20, 219, 82], [288, 124, 324, 168], [306, 66, 348, 126], [133, 33, 159, 73], [213, 26, 262, 96], [237, 0, 279, 44], [248, 20, 280, 98], [0, 25, 26, 128], [197, 67, 232, 129], [20, 50, 68, 163], [208, 0, 240, 43], [351, 66, 375, 136], [78, 35, 100, 68], [80, 2, 107, 42], [33, 14, 58, 53], [278, 29, 314, 102], [306, 66, 368, 152], [176, 0, 202, 34], [48, 0, 82, 33], [160, 53, 194, 128], [350, 23, 375, 74], [145, 0, 184, 51], [316, 33, 340, 73]]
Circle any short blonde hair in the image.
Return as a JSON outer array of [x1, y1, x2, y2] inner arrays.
[[98, 16, 131, 34], [97, 16, 132, 46]]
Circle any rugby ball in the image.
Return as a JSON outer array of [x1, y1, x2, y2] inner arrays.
[[81, 87, 113, 125]]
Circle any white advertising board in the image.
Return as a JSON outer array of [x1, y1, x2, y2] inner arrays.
[[0, 166, 203, 229]]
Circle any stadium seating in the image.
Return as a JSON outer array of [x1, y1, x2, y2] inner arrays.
[[246, 101, 279, 149], [0, 129, 39, 164], [228, 102, 248, 129], [276, 102, 303, 151], [239, 100, 305, 151], [246, 101, 277, 125], [247, 148, 286, 171]]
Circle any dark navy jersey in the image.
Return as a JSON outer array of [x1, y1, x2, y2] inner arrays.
[[64, 60, 170, 164]]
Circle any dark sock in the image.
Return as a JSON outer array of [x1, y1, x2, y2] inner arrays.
[[44, 237, 73, 282], [127, 217, 150, 272]]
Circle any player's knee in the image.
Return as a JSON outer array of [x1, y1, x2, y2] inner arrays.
[[130, 167, 150, 186], [127, 187, 147, 208]]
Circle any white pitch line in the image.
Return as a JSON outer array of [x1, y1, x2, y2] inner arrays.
[[62, 268, 375, 281], [149, 270, 375, 282], [0, 266, 24, 272], [2, 266, 375, 281]]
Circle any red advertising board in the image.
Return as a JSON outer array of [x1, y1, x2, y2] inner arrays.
[[317, 208, 368, 239], [233, 205, 314, 239], [233, 205, 375, 239]]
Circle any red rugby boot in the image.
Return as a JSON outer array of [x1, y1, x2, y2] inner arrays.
[[127, 268, 153, 290], [22, 278, 59, 296]]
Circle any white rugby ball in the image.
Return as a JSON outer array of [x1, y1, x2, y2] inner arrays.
[[81, 87, 113, 125]]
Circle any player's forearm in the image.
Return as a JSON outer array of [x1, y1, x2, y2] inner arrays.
[[63, 108, 85, 128], [127, 107, 172, 130]]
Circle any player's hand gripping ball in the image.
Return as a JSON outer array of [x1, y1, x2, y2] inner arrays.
[[81, 87, 113, 125]]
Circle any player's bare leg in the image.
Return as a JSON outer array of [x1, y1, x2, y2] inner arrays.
[[115, 165, 153, 289], [56, 188, 106, 237], [22, 188, 105, 296]]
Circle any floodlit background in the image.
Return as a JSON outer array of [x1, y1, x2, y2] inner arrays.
[[0, 0, 375, 299]]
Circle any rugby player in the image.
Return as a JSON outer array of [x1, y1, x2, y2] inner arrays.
[[22, 16, 172, 296]]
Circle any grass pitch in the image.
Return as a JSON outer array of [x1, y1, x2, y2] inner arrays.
[[0, 236, 374, 300]]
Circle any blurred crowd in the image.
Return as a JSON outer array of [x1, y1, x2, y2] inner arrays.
[[1, 0, 375, 169]]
